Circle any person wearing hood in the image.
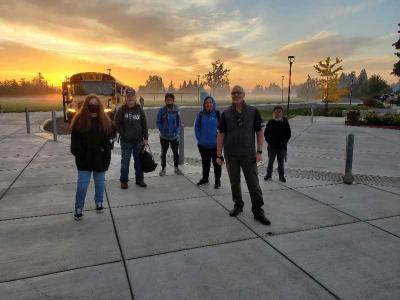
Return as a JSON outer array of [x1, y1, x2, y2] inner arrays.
[[194, 96, 222, 188], [264, 105, 291, 182], [114, 88, 149, 189], [156, 93, 183, 176]]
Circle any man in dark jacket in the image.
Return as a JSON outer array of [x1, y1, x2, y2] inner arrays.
[[264, 106, 291, 182], [216, 85, 271, 226], [114, 89, 149, 189]]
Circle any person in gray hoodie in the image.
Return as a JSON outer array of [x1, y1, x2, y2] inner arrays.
[[114, 89, 148, 189]]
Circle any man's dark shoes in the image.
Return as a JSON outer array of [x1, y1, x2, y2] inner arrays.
[[279, 176, 286, 183], [197, 178, 209, 186], [136, 181, 147, 188], [229, 207, 243, 217], [264, 173, 272, 181], [214, 180, 221, 189], [121, 182, 128, 189], [254, 214, 271, 225]]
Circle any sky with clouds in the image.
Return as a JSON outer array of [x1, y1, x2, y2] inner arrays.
[[0, 0, 398, 89]]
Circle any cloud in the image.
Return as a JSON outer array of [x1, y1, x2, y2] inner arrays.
[[346, 55, 396, 73], [0, 0, 254, 70], [330, 0, 385, 18], [274, 31, 375, 63], [0, 0, 396, 86]]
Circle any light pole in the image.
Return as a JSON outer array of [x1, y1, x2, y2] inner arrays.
[[197, 74, 200, 104], [281, 75, 285, 103], [287, 56, 295, 117], [349, 78, 354, 106], [306, 74, 311, 101]]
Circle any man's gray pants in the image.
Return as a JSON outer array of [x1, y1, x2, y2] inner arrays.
[[225, 155, 264, 216]]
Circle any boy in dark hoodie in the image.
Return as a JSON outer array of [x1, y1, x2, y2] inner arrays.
[[264, 106, 291, 182], [194, 96, 222, 188], [156, 93, 182, 176], [114, 89, 148, 189]]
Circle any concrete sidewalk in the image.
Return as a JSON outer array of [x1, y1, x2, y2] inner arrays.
[[0, 112, 399, 299]]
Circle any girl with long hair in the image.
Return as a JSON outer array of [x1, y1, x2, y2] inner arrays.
[[70, 94, 114, 220]]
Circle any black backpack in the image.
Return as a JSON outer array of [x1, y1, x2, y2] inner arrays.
[[140, 145, 158, 173]]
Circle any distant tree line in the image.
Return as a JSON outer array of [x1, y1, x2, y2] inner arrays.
[[252, 67, 393, 102], [0, 73, 59, 96], [138, 60, 230, 97], [138, 75, 206, 95]]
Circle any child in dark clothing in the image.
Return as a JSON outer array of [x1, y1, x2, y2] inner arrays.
[[264, 106, 291, 182]]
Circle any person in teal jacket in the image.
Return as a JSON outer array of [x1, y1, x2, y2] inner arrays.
[[194, 96, 221, 188], [156, 93, 183, 176]]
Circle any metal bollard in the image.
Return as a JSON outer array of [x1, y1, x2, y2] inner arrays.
[[178, 123, 184, 165], [343, 133, 355, 184], [25, 108, 30, 134], [52, 110, 58, 142], [310, 104, 314, 123]]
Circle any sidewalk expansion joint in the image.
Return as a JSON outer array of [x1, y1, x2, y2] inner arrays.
[[125, 236, 260, 262], [104, 186, 135, 300], [0, 259, 123, 285], [275, 180, 400, 240], [0, 140, 48, 201], [0, 207, 106, 223], [363, 183, 400, 196], [110, 195, 209, 210], [182, 172, 341, 300]]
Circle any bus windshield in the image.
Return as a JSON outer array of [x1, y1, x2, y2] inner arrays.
[[73, 82, 114, 96]]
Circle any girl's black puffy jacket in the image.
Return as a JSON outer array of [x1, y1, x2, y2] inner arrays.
[[70, 118, 114, 172]]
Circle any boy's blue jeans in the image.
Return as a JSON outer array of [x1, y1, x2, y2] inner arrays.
[[75, 171, 105, 210], [120, 141, 144, 183]]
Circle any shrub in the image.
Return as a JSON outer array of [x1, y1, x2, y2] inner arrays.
[[365, 113, 400, 126], [346, 110, 361, 123], [363, 99, 385, 108], [313, 107, 343, 117]]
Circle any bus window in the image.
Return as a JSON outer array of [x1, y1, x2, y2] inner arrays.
[[73, 82, 114, 96]]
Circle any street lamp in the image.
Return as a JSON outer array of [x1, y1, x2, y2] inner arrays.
[[197, 74, 200, 104], [281, 75, 285, 103], [287, 56, 295, 117], [349, 78, 354, 106]]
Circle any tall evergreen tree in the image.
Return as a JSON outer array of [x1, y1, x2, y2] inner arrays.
[[355, 69, 368, 98], [392, 23, 400, 77]]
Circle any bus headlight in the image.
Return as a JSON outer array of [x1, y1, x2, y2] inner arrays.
[[67, 108, 76, 113], [104, 108, 112, 113], [69, 96, 74, 101]]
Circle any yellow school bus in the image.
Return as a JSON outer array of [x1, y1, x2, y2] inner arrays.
[[62, 72, 131, 122]]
